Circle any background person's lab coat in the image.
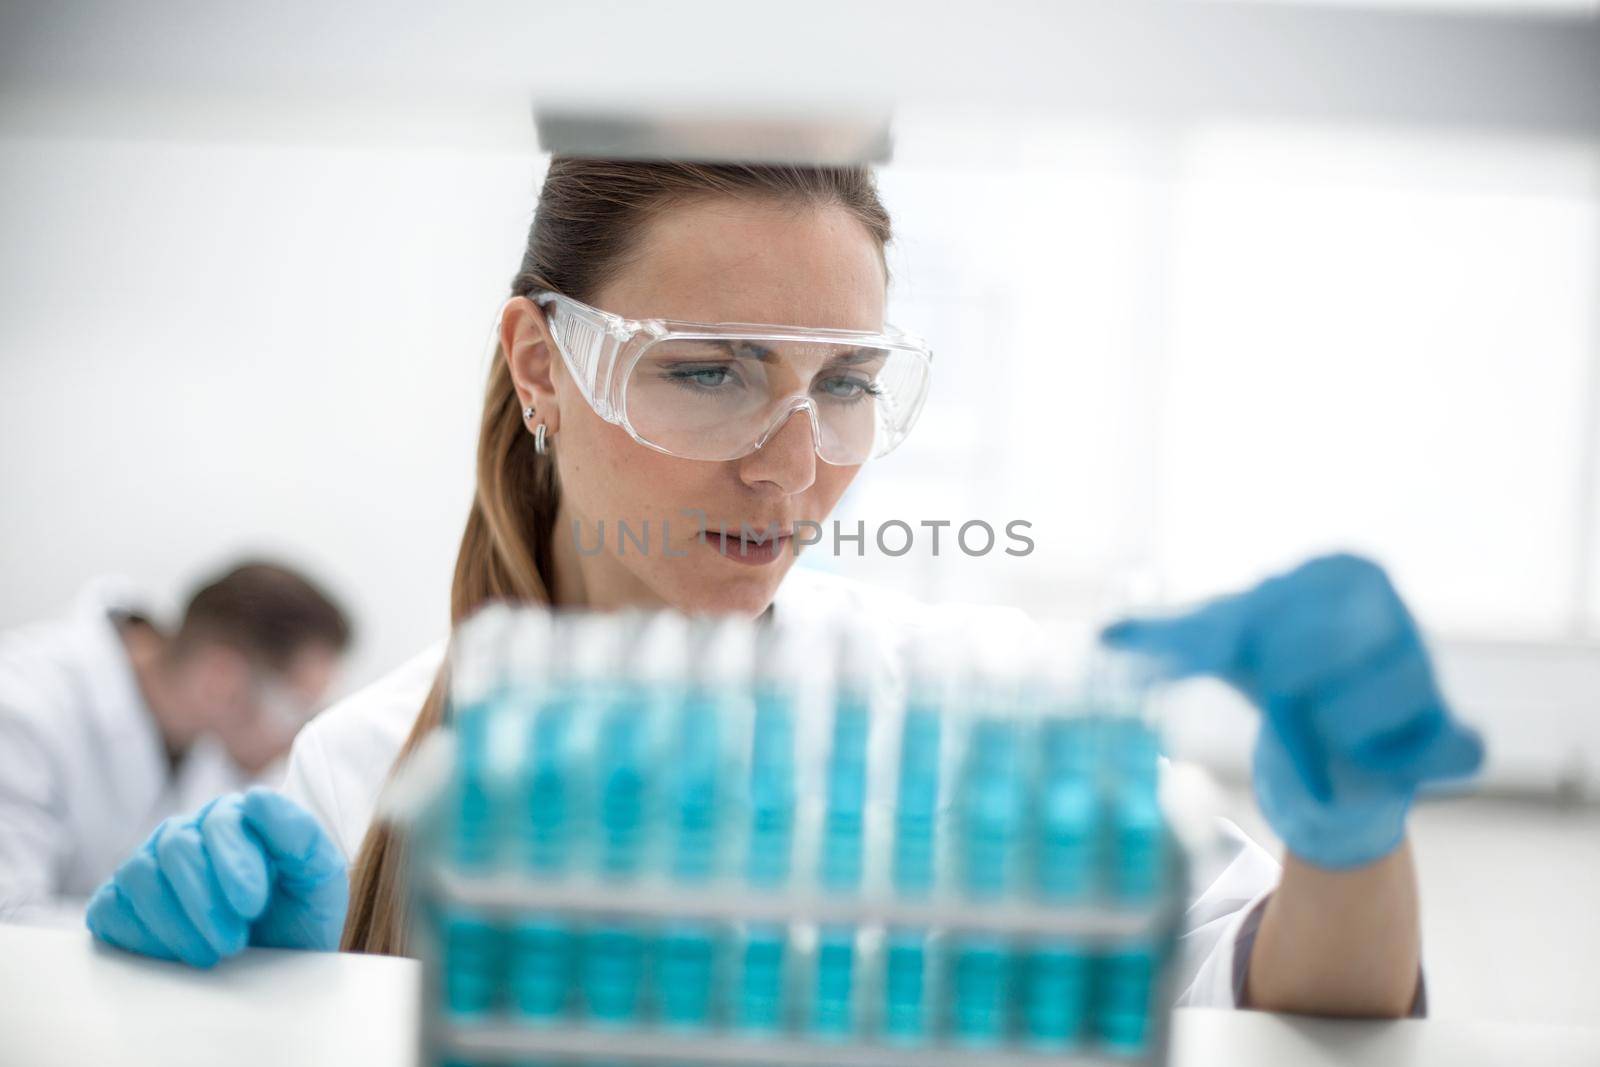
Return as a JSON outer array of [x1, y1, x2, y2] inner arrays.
[[279, 565, 1287, 1009], [0, 576, 252, 926]]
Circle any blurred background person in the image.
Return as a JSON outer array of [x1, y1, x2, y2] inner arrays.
[[0, 561, 352, 926]]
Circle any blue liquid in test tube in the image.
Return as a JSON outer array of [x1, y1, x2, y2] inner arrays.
[[442, 706, 499, 1022], [450, 707, 498, 870], [1108, 718, 1165, 903], [1023, 715, 1099, 1049], [442, 909, 503, 1019], [738, 667, 795, 1033], [509, 614, 586, 1029], [1096, 939, 1159, 1053], [596, 696, 650, 880], [812, 673, 868, 1040], [658, 694, 719, 1027], [884, 708, 940, 1044], [509, 918, 572, 1021], [441, 648, 503, 1022], [949, 716, 1023, 1046], [657, 617, 749, 1032], [1095, 715, 1165, 1053], [583, 613, 682, 1031], [580, 693, 650, 1026], [508, 710, 579, 1023]]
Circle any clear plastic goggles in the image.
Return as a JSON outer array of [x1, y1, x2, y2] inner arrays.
[[533, 291, 933, 465]]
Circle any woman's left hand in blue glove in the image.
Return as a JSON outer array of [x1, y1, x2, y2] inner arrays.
[[1101, 553, 1484, 869]]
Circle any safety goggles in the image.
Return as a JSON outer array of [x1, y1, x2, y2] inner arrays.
[[533, 291, 933, 465]]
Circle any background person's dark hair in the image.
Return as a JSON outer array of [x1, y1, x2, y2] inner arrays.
[[170, 561, 352, 667]]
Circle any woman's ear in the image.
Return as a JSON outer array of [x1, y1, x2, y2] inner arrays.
[[500, 295, 561, 436]]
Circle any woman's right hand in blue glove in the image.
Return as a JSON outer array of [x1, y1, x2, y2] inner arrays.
[[86, 786, 348, 967], [1101, 553, 1483, 870]]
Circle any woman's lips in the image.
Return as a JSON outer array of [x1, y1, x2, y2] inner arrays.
[[705, 530, 791, 565]]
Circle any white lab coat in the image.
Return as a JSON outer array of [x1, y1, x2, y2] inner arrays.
[[280, 566, 1280, 1009], [0, 577, 250, 926]]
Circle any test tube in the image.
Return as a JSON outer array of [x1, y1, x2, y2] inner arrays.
[[882, 629, 948, 1045], [438, 610, 519, 1023], [583, 611, 687, 1029], [810, 620, 872, 1040], [947, 696, 1024, 1046], [1023, 691, 1100, 1049], [445, 606, 518, 870], [737, 620, 801, 1033], [1094, 652, 1166, 1053], [508, 611, 590, 1027], [441, 910, 504, 1019], [1095, 939, 1160, 1053], [1108, 718, 1165, 903], [657, 616, 751, 1031], [441, 722, 502, 1020], [595, 610, 664, 879], [520, 614, 595, 872]]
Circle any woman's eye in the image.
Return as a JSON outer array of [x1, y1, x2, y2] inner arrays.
[[818, 375, 878, 401], [668, 366, 737, 389]]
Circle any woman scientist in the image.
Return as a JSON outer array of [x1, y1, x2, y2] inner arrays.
[[84, 158, 1482, 1018]]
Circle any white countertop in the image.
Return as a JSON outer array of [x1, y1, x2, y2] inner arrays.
[[1, 924, 1594, 1067]]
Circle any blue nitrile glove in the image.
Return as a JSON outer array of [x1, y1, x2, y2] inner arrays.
[[1101, 553, 1484, 870], [86, 786, 348, 967]]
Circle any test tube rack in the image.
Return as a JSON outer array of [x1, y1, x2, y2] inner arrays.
[[401, 604, 1188, 1067]]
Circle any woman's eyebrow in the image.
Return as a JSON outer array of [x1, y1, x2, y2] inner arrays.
[[704, 339, 776, 361], [696, 340, 885, 365], [826, 347, 887, 366]]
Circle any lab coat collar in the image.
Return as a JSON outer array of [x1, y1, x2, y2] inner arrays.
[[70, 575, 169, 802]]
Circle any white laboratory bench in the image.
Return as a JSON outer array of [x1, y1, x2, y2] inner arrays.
[[1, 924, 1595, 1067]]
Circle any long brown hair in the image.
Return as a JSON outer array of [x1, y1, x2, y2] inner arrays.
[[340, 156, 894, 955]]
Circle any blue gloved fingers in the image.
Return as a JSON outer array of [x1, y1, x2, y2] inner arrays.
[[85, 880, 179, 962], [1417, 719, 1485, 780], [1103, 552, 1486, 870], [197, 793, 273, 920], [154, 816, 250, 959], [1100, 586, 1336, 800], [111, 832, 221, 968], [1248, 579, 1411, 702], [1303, 630, 1441, 755], [1098, 591, 1254, 681], [1100, 554, 1412, 688], [1303, 626, 1482, 782], [238, 787, 348, 950], [239, 788, 345, 895], [1262, 693, 1335, 804], [1358, 717, 1485, 781], [1253, 738, 1410, 870]]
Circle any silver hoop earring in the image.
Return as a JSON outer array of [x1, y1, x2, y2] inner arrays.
[[534, 423, 548, 455]]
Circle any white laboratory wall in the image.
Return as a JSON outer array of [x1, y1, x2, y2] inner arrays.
[[834, 124, 1171, 616], [1160, 122, 1599, 638], [0, 134, 545, 690], [835, 120, 1600, 638]]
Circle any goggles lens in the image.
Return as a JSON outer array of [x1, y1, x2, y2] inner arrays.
[[624, 336, 929, 465], [534, 292, 933, 465]]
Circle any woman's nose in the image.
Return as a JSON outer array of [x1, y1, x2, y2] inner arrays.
[[737, 405, 819, 494]]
